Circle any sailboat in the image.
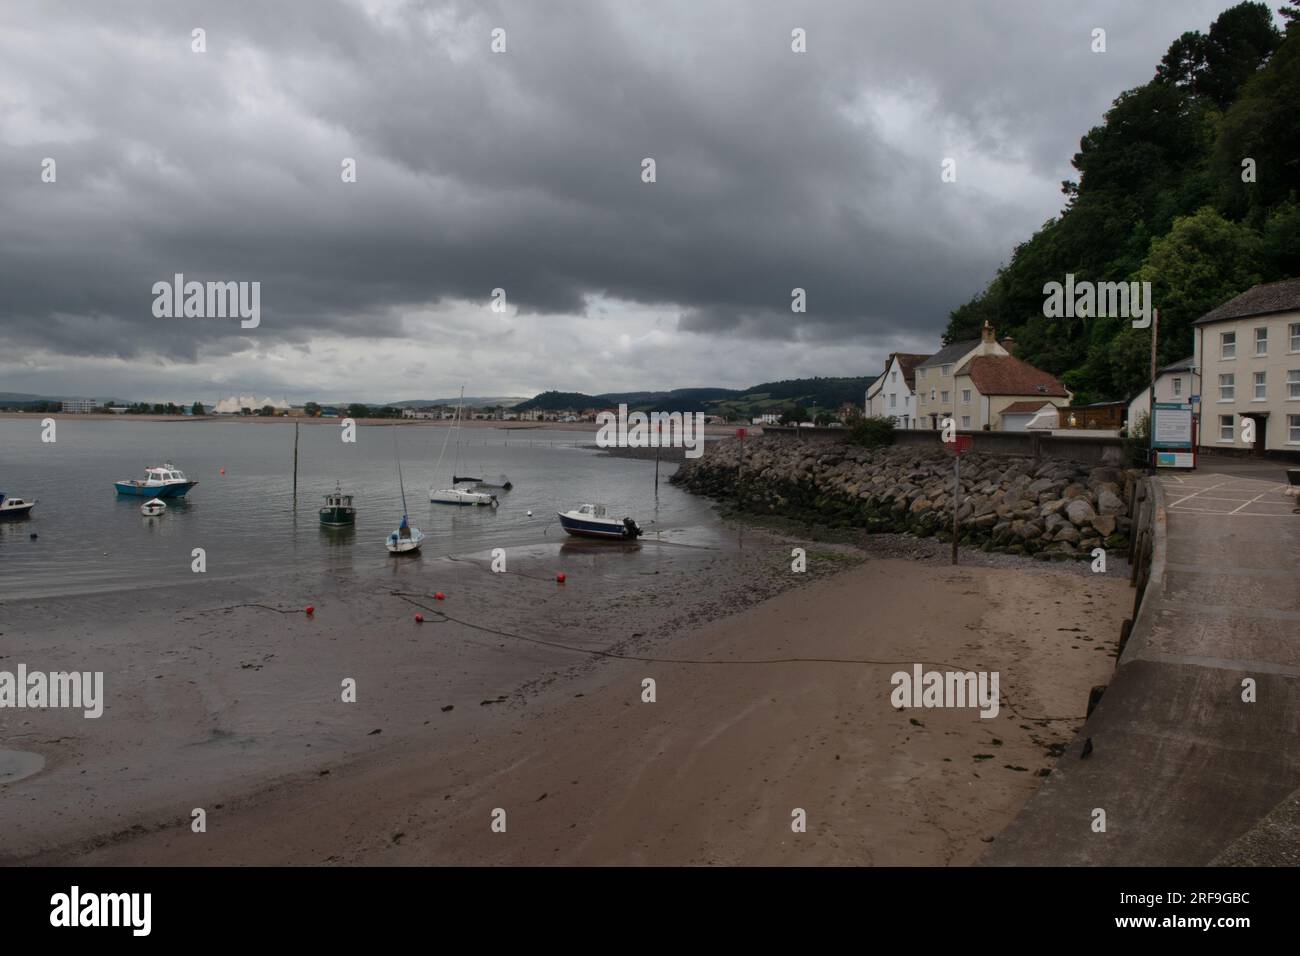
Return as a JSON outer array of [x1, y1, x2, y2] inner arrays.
[[386, 428, 425, 553], [430, 388, 498, 507]]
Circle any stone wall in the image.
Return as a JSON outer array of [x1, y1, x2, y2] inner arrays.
[[672, 436, 1142, 558]]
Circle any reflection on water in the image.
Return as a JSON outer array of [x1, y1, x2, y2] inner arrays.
[[0, 419, 723, 597]]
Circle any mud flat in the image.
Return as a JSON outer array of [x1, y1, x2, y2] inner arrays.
[[5, 523, 1129, 865]]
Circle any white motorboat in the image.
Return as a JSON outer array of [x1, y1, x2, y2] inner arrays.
[[140, 498, 167, 516], [0, 492, 36, 519], [557, 503, 643, 540]]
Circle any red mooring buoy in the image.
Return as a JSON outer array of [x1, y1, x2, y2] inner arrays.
[[414, 613, 424, 623], [434, 592, 446, 601], [305, 605, 315, 615], [556, 572, 567, 584]]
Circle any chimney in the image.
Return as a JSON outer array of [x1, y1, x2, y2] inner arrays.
[[1000, 336, 1015, 355], [981, 320, 996, 345]]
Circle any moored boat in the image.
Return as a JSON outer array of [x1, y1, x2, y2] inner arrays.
[[557, 503, 642, 540], [430, 485, 498, 506], [386, 514, 425, 553], [114, 463, 197, 498], [320, 483, 357, 527], [0, 492, 36, 519], [140, 498, 167, 516]]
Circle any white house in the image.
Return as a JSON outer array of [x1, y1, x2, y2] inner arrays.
[[867, 353, 928, 428], [1126, 357, 1199, 429], [1192, 278, 1300, 456]]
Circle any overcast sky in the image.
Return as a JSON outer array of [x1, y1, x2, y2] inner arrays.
[[0, 0, 1236, 403]]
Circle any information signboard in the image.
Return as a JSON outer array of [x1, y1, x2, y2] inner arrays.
[[1152, 402, 1193, 449]]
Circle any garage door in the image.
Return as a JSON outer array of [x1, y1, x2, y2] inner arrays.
[[1002, 414, 1033, 432]]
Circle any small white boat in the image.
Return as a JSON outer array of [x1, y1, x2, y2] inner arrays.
[[0, 492, 36, 519], [0, 494, 35, 522], [140, 498, 167, 516], [386, 515, 425, 553], [430, 485, 498, 506], [429, 387, 499, 507], [387, 428, 423, 552], [557, 503, 643, 540]]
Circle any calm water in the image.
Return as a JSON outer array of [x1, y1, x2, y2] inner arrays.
[[0, 419, 719, 597]]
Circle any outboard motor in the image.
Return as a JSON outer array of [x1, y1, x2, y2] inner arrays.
[[622, 517, 643, 538]]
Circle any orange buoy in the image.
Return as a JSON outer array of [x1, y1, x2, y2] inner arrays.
[[556, 572, 566, 584], [434, 592, 445, 601]]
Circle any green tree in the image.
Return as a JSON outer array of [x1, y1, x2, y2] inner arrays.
[[191, 401, 205, 415], [347, 403, 371, 419], [1138, 206, 1263, 367], [304, 401, 321, 417]]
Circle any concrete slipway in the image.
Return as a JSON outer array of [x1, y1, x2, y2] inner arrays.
[[985, 468, 1300, 866]]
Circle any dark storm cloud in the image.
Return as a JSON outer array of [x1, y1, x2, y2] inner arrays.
[[0, 0, 1231, 368]]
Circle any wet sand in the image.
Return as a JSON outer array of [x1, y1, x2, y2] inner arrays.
[[2, 526, 1130, 865]]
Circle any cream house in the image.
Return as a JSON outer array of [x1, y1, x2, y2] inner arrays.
[[913, 322, 1009, 429], [952, 353, 1069, 430], [1193, 278, 1300, 456]]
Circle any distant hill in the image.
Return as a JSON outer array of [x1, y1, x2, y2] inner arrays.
[[514, 378, 872, 417], [384, 396, 531, 408], [0, 392, 130, 407]]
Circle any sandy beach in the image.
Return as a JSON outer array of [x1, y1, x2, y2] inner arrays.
[[2, 522, 1130, 866]]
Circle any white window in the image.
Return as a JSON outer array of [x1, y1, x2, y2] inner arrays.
[[1172, 377, 1182, 397], [1288, 370, 1300, 400], [960, 416, 971, 429], [1291, 323, 1300, 353], [1291, 414, 1300, 444], [890, 393, 897, 409], [961, 389, 971, 404], [1220, 415, 1235, 441], [1254, 372, 1266, 400], [1221, 331, 1236, 359], [941, 364, 952, 377], [891, 371, 897, 383], [1219, 373, 1235, 401], [1255, 327, 1268, 356], [941, 391, 950, 404]]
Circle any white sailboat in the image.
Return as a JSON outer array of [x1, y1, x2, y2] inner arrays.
[[430, 388, 498, 507], [387, 427, 425, 553]]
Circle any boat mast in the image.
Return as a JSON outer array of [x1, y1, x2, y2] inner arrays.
[[394, 425, 410, 521]]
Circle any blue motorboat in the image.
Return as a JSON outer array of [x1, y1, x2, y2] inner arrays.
[[114, 462, 198, 498], [557, 503, 642, 540]]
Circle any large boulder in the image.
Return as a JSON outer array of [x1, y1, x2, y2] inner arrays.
[[1065, 498, 1096, 526], [1089, 514, 1117, 537], [1097, 488, 1124, 516]]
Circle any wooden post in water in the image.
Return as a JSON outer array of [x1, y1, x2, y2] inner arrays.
[[292, 421, 300, 509], [951, 452, 960, 566]]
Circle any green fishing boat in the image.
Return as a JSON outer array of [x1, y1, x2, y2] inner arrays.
[[319, 483, 356, 527]]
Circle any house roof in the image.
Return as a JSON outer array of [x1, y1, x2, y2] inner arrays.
[[888, 352, 930, 389], [1002, 400, 1059, 415], [917, 339, 979, 369], [1160, 356, 1196, 374], [957, 354, 1069, 398], [1193, 278, 1300, 326]]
